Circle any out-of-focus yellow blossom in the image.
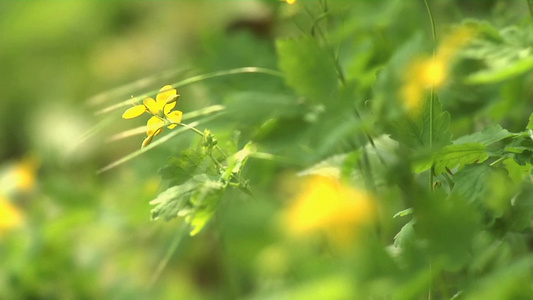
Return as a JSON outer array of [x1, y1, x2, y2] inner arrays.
[[284, 175, 375, 245], [0, 196, 23, 234], [122, 85, 183, 148], [0, 156, 39, 196], [401, 26, 476, 114], [285, 0, 296, 4]]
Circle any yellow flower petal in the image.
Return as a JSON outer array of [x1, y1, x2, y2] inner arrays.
[[156, 85, 177, 106], [163, 95, 178, 115], [147, 116, 165, 136], [0, 197, 23, 232], [122, 105, 146, 119], [142, 134, 154, 148], [166, 110, 183, 129], [144, 97, 161, 115]]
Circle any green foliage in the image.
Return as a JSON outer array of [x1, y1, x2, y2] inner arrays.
[[415, 142, 489, 174], [5, 1, 533, 299], [463, 23, 533, 84], [387, 95, 452, 150], [276, 36, 338, 103], [453, 124, 513, 145]]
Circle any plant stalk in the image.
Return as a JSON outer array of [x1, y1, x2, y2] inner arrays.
[[424, 0, 437, 193], [423, 2, 437, 300]]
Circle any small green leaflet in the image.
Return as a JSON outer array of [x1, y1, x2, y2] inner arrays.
[[527, 112, 533, 131], [414, 143, 488, 174], [453, 124, 513, 146], [150, 174, 225, 236], [393, 208, 413, 218], [394, 220, 416, 248], [452, 164, 492, 203]]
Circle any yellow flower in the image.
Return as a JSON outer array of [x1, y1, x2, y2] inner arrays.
[[0, 156, 39, 196], [400, 26, 476, 115], [122, 85, 183, 148], [284, 176, 375, 245], [0, 196, 23, 234], [285, 0, 296, 4]]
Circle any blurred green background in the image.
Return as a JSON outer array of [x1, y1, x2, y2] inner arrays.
[[0, 2, 285, 299], [2, 1, 533, 299]]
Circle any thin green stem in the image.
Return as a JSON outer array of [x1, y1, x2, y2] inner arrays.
[[307, 0, 379, 191], [148, 224, 187, 288], [528, 0, 533, 19], [424, 0, 437, 192], [177, 122, 204, 137], [423, 1, 437, 299], [490, 157, 506, 167], [424, 0, 437, 43], [176, 122, 227, 159]]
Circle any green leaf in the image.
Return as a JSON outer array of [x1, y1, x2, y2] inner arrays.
[[453, 124, 513, 146], [502, 136, 533, 166], [222, 142, 256, 182], [527, 112, 533, 131], [503, 158, 532, 184], [187, 180, 225, 236], [462, 24, 533, 84], [158, 147, 215, 184], [387, 95, 452, 150], [276, 36, 338, 103], [452, 164, 492, 204], [149, 178, 199, 222], [465, 56, 533, 84], [150, 175, 225, 236], [414, 143, 488, 174], [416, 191, 482, 269], [393, 208, 413, 218], [393, 220, 416, 248]]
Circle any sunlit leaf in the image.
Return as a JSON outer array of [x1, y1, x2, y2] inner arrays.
[[453, 124, 513, 146], [414, 143, 488, 174]]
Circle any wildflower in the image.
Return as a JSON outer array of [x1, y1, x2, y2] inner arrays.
[[122, 85, 183, 147], [0, 196, 23, 234], [0, 156, 39, 196], [283, 175, 375, 245], [284, 0, 296, 4], [401, 26, 476, 114]]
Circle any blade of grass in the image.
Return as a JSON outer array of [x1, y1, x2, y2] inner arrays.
[[148, 224, 188, 289], [68, 116, 114, 152], [97, 112, 224, 173], [107, 105, 225, 142], [95, 67, 283, 115], [87, 67, 194, 107]]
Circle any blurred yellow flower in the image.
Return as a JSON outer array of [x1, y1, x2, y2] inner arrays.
[[0, 156, 39, 196], [284, 175, 375, 244], [285, 0, 296, 4], [0, 196, 23, 234], [122, 85, 183, 148], [401, 26, 476, 114]]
